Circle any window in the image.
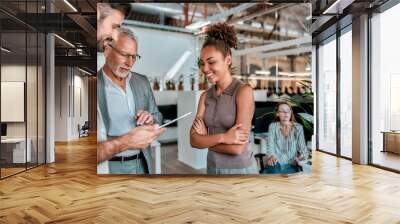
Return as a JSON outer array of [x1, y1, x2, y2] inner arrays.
[[0, 0, 46, 179], [317, 36, 337, 154], [370, 3, 400, 171], [339, 29, 352, 158]]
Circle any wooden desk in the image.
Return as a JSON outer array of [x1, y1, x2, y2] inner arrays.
[[382, 131, 400, 154]]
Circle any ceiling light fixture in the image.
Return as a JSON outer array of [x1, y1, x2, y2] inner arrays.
[[323, 0, 355, 15], [78, 67, 93, 76], [279, 72, 310, 77], [1, 47, 11, 53], [54, 34, 75, 48], [63, 0, 78, 12], [255, 70, 271, 76]]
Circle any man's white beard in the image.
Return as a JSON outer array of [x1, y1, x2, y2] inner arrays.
[[113, 69, 129, 78]]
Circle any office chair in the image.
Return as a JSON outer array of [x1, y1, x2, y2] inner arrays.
[[78, 121, 90, 138], [255, 153, 307, 174]]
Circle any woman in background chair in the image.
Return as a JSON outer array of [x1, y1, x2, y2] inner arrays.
[[190, 22, 258, 174], [262, 102, 309, 174]]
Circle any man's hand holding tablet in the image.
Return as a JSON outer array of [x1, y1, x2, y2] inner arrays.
[[158, 112, 192, 129]]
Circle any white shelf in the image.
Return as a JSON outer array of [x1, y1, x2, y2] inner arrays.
[[177, 91, 208, 169]]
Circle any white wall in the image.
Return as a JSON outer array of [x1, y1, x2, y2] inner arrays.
[[1, 65, 36, 137], [1, 65, 26, 141], [97, 24, 199, 91], [55, 67, 68, 141], [72, 74, 89, 138], [54, 67, 89, 141], [1, 64, 46, 163]]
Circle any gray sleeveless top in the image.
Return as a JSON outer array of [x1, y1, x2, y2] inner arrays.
[[204, 78, 253, 169]]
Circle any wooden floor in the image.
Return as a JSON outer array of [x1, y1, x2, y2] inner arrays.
[[161, 143, 206, 174], [372, 151, 400, 171], [1, 167, 25, 178], [1, 135, 400, 223]]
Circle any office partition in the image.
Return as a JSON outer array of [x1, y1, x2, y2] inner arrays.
[[0, 1, 47, 179]]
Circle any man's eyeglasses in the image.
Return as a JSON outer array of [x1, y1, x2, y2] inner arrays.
[[108, 44, 141, 62]]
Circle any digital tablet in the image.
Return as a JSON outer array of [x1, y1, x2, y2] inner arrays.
[[158, 112, 192, 129]]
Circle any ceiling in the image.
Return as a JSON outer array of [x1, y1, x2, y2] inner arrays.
[[0, 0, 96, 73], [128, 3, 311, 45], [125, 2, 311, 64], [311, 0, 390, 43], [0, 1, 313, 74]]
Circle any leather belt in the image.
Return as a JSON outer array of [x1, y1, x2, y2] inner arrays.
[[109, 153, 143, 162]]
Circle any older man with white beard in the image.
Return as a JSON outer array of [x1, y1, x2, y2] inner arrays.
[[97, 27, 165, 174]]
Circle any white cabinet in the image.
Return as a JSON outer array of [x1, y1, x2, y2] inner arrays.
[[177, 91, 208, 169], [1, 138, 31, 163]]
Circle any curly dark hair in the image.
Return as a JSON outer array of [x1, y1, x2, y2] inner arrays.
[[203, 22, 238, 57]]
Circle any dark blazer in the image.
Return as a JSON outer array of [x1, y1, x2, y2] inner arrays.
[[97, 69, 162, 174]]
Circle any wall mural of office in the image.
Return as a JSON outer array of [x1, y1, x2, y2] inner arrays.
[[0, 2, 46, 179], [97, 2, 313, 175]]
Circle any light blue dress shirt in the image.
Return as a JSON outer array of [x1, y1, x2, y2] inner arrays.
[[266, 122, 309, 165], [97, 69, 140, 157]]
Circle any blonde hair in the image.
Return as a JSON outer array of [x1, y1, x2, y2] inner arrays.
[[274, 102, 296, 123]]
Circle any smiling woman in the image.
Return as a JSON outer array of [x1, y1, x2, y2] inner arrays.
[[190, 22, 258, 174]]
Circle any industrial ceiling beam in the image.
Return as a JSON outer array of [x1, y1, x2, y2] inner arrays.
[[55, 55, 96, 71], [323, 0, 355, 14], [288, 7, 308, 32], [227, 4, 293, 24], [207, 3, 257, 21], [186, 3, 256, 29], [233, 36, 311, 56], [258, 46, 311, 59], [234, 23, 305, 39], [311, 15, 334, 33], [67, 13, 96, 47]]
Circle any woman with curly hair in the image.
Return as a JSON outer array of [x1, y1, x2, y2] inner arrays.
[[190, 22, 258, 174], [262, 102, 309, 174]]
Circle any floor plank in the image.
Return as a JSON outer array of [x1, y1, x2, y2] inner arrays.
[[0, 135, 399, 223]]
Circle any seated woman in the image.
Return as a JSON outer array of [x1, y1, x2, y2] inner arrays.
[[190, 22, 258, 174], [262, 102, 309, 174]]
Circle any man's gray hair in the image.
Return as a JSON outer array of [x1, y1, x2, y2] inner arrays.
[[113, 27, 139, 46]]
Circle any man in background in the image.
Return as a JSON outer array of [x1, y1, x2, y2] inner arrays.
[[97, 3, 130, 51]]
